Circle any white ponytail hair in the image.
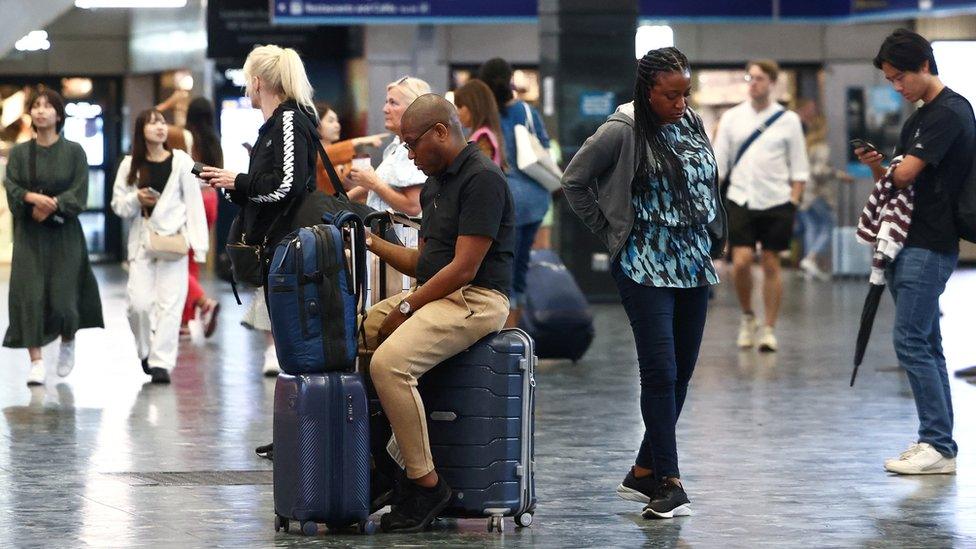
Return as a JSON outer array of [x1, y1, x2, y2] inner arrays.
[[243, 44, 316, 117]]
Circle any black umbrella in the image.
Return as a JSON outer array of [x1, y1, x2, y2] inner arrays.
[[851, 283, 886, 386]]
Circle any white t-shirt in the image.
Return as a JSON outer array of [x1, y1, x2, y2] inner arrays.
[[714, 101, 810, 210], [367, 136, 427, 213]]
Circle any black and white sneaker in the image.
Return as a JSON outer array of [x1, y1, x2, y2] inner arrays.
[[616, 468, 656, 503], [642, 479, 692, 519], [255, 443, 273, 461], [380, 476, 452, 533]]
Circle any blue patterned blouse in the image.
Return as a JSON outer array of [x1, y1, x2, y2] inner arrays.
[[619, 114, 720, 288]]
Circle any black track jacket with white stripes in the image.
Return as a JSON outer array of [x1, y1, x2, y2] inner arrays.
[[228, 100, 318, 248]]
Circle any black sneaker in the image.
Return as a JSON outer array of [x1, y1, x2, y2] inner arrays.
[[141, 358, 150, 375], [380, 476, 452, 533], [255, 443, 273, 461], [616, 468, 656, 503], [955, 365, 976, 378], [149, 367, 170, 384], [642, 479, 692, 519]]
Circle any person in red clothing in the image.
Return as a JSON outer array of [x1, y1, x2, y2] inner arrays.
[[165, 98, 222, 337]]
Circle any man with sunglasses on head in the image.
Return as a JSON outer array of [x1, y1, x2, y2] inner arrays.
[[714, 59, 809, 353], [362, 93, 515, 533]]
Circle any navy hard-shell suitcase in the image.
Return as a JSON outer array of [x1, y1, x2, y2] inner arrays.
[[272, 372, 375, 536], [417, 328, 537, 532], [519, 249, 594, 361], [268, 211, 366, 374]]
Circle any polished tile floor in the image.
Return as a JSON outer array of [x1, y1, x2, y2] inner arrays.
[[1, 263, 975, 547]]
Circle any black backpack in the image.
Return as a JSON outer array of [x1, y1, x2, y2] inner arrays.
[[957, 153, 976, 243]]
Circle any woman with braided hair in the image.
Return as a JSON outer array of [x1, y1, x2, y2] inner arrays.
[[562, 47, 726, 519]]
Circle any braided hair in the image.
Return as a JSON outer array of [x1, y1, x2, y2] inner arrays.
[[633, 47, 696, 222]]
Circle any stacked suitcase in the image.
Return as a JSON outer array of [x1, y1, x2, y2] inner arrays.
[[417, 328, 538, 532], [269, 212, 375, 536]]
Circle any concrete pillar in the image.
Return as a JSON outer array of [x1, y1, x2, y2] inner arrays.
[[539, 0, 637, 301]]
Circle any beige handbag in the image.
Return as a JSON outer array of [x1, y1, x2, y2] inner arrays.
[[141, 204, 188, 261], [144, 229, 188, 261]]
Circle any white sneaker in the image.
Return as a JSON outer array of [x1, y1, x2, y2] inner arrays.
[[262, 345, 280, 377], [884, 442, 956, 475], [737, 314, 758, 348], [758, 326, 778, 353], [884, 442, 922, 468], [27, 360, 45, 386], [800, 257, 829, 281], [57, 340, 76, 378]]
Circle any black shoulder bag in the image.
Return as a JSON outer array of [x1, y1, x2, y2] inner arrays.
[[27, 139, 67, 228], [719, 110, 786, 197]]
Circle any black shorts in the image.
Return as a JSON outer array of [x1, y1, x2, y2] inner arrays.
[[726, 200, 796, 251]]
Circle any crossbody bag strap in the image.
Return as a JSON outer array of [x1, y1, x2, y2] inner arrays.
[[521, 102, 536, 136], [29, 139, 37, 190], [731, 110, 786, 169]]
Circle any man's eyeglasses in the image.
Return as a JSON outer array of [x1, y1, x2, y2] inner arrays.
[[403, 123, 439, 151]]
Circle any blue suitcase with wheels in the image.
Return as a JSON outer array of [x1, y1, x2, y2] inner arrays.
[[519, 249, 594, 361], [272, 372, 374, 536], [417, 328, 537, 531]]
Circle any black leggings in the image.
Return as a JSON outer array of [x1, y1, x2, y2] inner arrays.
[[611, 260, 709, 479]]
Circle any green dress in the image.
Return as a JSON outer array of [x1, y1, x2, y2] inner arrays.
[[3, 138, 103, 348]]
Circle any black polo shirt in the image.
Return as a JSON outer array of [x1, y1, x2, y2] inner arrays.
[[416, 143, 515, 294], [897, 87, 976, 253]]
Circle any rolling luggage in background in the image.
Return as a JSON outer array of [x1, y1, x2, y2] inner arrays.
[[272, 372, 375, 536], [832, 178, 872, 278], [417, 328, 537, 532], [267, 211, 367, 374], [519, 249, 594, 361], [831, 227, 871, 277]]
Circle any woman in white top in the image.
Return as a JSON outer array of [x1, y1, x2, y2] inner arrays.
[[345, 76, 430, 217], [111, 109, 208, 384]]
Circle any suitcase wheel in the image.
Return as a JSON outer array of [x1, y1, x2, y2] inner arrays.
[[300, 520, 318, 536], [515, 512, 533, 528], [274, 515, 290, 533], [487, 515, 504, 533], [359, 519, 377, 535]]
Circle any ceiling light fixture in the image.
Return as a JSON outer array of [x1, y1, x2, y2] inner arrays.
[[15, 31, 50, 52]]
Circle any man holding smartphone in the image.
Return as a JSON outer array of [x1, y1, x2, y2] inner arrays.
[[714, 59, 809, 353], [855, 29, 975, 475]]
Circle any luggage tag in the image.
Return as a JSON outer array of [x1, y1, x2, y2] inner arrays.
[[386, 435, 406, 469]]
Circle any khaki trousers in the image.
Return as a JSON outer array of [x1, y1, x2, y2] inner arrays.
[[363, 285, 509, 479]]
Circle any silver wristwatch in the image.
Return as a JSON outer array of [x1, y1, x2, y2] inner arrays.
[[398, 300, 413, 316]]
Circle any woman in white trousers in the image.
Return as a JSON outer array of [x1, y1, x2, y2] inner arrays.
[[111, 109, 208, 383]]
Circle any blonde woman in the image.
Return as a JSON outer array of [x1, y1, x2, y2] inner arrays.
[[345, 76, 431, 217], [199, 44, 320, 459], [111, 109, 208, 384]]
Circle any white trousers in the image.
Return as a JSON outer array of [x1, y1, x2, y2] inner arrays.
[[126, 246, 189, 372]]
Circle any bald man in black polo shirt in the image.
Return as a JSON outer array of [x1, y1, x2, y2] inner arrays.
[[363, 94, 515, 533]]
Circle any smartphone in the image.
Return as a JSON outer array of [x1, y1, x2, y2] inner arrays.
[[146, 187, 162, 198], [849, 138, 885, 158], [191, 162, 206, 177]]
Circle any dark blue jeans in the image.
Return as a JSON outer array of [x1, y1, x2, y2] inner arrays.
[[885, 246, 958, 458], [510, 221, 542, 308], [611, 260, 710, 479]]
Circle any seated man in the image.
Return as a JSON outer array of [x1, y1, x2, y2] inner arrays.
[[364, 94, 515, 533]]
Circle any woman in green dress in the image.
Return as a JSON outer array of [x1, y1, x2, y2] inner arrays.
[[3, 88, 103, 386]]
